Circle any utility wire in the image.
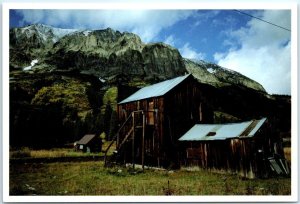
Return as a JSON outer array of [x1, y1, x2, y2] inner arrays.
[[234, 9, 291, 32]]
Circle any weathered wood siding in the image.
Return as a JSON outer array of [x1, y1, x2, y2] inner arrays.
[[117, 97, 165, 166], [117, 75, 213, 167], [160, 76, 213, 167], [180, 127, 282, 178], [164, 75, 213, 140]]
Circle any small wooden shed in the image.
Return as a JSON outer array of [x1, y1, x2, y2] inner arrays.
[[178, 118, 289, 178], [75, 134, 102, 153], [114, 74, 213, 168]]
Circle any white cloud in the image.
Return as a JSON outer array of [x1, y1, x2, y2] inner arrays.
[[164, 35, 176, 46], [214, 10, 291, 95], [213, 52, 225, 62], [15, 10, 194, 42], [192, 10, 220, 26], [164, 36, 206, 61], [180, 43, 205, 60]]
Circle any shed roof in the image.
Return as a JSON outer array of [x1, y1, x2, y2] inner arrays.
[[119, 74, 191, 104], [179, 118, 267, 141], [77, 134, 96, 145]]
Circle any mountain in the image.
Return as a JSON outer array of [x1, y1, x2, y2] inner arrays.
[[10, 23, 77, 44], [9, 24, 290, 148], [184, 59, 266, 92], [10, 24, 264, 92], [10, 24, 77, 68]]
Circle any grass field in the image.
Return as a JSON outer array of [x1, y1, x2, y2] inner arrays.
[[9, 147, 102, 159], [9, 161, 291, 196], [10, 142, 116, 159]]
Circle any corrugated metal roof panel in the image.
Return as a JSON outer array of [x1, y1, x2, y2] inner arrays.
[[248, 118, 267, 136], [179, 118, 266, 141], [118, 74, 191, 104]]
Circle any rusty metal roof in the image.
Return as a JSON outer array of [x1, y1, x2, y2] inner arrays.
[[77, 134, 96, 145], [119, 74, 191, 104], [179, 118, 267, 141]]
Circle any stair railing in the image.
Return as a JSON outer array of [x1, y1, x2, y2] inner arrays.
[[104, 113, 133, 166], [104, 110, 144, 166]]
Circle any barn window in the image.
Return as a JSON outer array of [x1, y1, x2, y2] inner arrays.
[[147, 101, 155, 125], [206, 132, 216, 136], [149, 101, 154, 110]]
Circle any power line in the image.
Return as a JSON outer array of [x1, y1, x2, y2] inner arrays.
[[234, 9, 291, 32]]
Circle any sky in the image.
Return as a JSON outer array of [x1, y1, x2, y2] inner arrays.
[[9, 9, 291, 95]]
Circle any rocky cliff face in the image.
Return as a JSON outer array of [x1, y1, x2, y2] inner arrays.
[[10, 24, 265, 92], [46, 32, 186, 81], [10, 24, 76, 68], [10, 25, 186, 83]]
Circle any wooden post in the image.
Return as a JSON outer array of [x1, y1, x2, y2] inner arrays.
[[142, 111, 145, 170], [199, 103, 203, 122], [132, 112, 135, 169], [116, 132, 119, 150], [116, 106, 119, 150]]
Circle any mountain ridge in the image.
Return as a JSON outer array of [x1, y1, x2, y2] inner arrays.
[[10, 23, 265, 93]]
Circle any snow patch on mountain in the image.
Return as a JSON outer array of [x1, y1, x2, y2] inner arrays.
[[51, 28, 78, 42], [99, 77, 106, 83], [23, 59, 38, 71], [83, 30, 92, 37], [190, 59, 207, 66], [207, 68, 215, 74], [218, 66, 237, 75]]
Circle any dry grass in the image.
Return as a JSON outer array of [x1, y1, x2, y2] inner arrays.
[[10, 142, 117, 159], [9, 161, 291, 196], [102, 141, 116, 155], [10, 147, 102, 159]]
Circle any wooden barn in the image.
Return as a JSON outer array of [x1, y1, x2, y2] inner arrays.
[[75, 134, 102, 153], [106, 74, 213, 168], [178, 118, 289, 178]]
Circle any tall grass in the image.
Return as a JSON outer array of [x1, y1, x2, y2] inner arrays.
[[9, 161, 291, 196], [10, 142, 117, 159], [10, 148, 102, 159]]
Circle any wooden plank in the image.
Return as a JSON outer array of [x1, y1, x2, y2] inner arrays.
[[132, 112, 135, 169], [239, 120, 259, 137], [142, 111, 145, 170], [118, 127, 134, 149]]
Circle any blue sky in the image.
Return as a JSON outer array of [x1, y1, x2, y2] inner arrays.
[[9, 9, 291, 94]]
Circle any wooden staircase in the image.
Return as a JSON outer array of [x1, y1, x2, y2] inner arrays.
[[104, 110, 146, 169]]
